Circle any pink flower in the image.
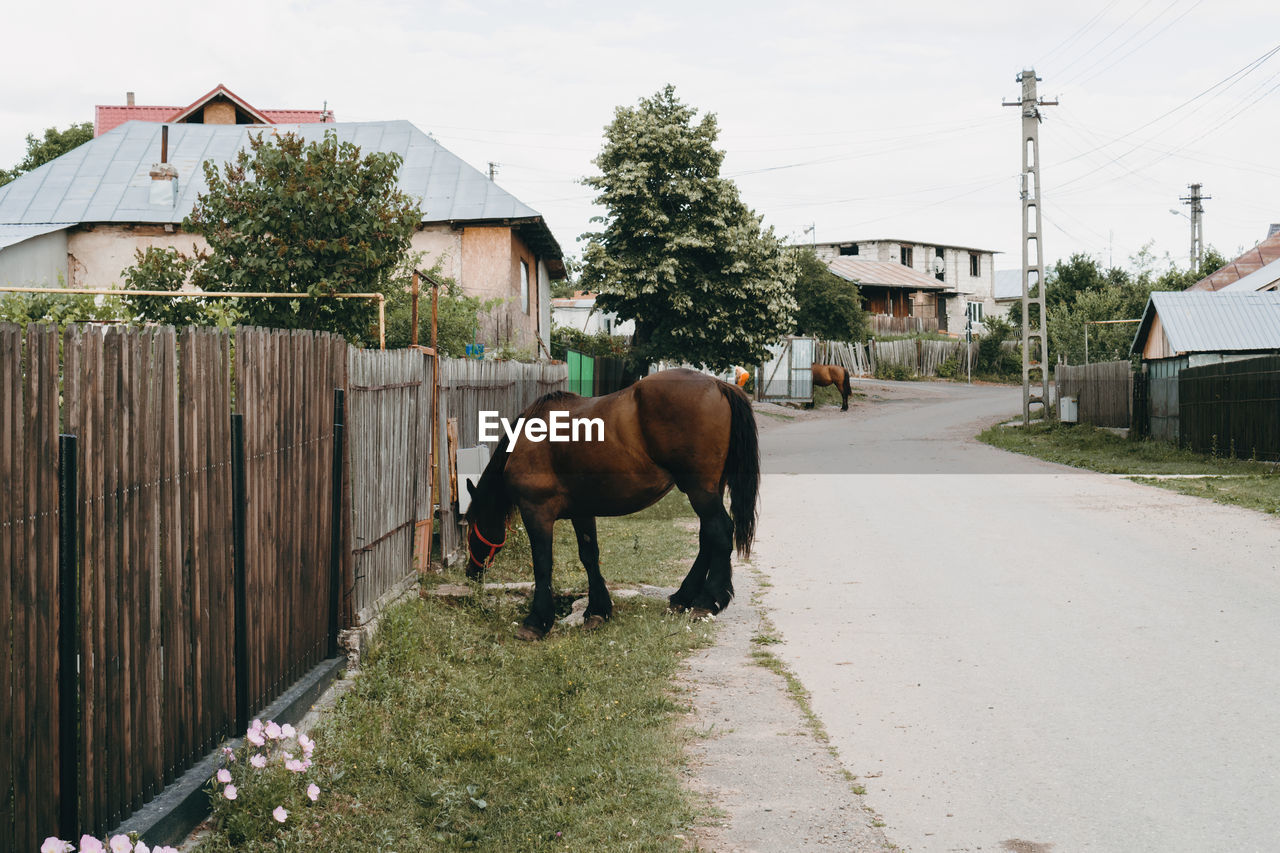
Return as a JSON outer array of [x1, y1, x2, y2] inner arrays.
[[79, 836, 105, 853], [224, 784, 238, 800], [281, 723, 297, 739], [109, 836, 133, 853], [216, 768, 232, 784], [285, 759, 305, 772], [264, 721, 282, 740], [246, 729, 265, 747], [298, 734, 315, 756], [250, 754, 267, 769], [40, 839, 72, 853], [249, 719, 263, 733], [135, 843, 150, 853], [307, 783, 320, 802], [273, 806, 288, 823], [222, 747, 235, 762]]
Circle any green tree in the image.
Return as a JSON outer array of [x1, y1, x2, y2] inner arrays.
[[791, 248, 867, 342], [580, 86, 796, 372], [0, 122, 93, 186], [119, 246, 231, 326], [382, 260, 503, 356], [185, 131, 419, 346]]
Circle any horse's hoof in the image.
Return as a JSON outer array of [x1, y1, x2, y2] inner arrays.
[[689, 607, 715, 621], [515, 625, 546, 642], [668, 601, 689, 614], [583, 614, 606, 631]]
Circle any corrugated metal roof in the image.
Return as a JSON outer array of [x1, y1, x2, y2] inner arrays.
[[1188, 232, 1280, 291], [816, 238, 1002, 254], [0, 223, 71, 251], [1221, 257, 1280, 292], [1131, 291, 1280, 356], [823, 257, 951, 291], [0, 119, 544, 230]]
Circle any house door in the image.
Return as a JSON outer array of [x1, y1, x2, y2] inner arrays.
[[936, 296, 948, 332]]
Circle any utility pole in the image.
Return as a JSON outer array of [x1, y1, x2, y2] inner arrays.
[[1180, 183, 1209, 270], [488, 161, 500, 181], [1004, 68, 1057, 425]]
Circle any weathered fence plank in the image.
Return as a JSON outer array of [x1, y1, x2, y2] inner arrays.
[[1055, 361, 1132, 428]]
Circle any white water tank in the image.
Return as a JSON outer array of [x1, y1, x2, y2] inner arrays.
[[1060, 396, 1078, 423]]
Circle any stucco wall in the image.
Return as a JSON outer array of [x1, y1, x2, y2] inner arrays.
[[66, 225, 207, 289], [0, 230, 69, 287]]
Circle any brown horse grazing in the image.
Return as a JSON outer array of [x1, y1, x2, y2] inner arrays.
[[811, 363, 853, 411], [463, 368, 759, 641]]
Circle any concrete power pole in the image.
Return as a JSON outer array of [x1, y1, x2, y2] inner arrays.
[[1004, 68, 1057, 425], [1180, 183, 1210, 270]]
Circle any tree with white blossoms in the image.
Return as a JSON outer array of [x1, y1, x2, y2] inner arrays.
[[580, 85, 796, 373]]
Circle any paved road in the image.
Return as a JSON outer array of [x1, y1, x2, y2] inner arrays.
[[751, 380, 1280, 853]]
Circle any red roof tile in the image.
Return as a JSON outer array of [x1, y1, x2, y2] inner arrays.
[[1189, 232, 1280, 291], [94, 85, 333, 136]]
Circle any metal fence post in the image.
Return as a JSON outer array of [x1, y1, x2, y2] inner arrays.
[[58, 433, 79, 841], [328, 389, 345, 657], [230, 414, 249, 733]]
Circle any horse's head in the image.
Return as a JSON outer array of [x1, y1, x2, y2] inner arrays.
[[464, 480, 507, 579]]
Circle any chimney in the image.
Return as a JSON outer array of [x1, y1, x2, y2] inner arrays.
[[149, 124, 179, 207], [127, 91, 135, 106]]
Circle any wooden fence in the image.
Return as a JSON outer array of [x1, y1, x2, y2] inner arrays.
[[346, 348, 426, 622], [869, 315, 939, 336], [0, 323, 450, 850], [440, 357, 569, 448], [817, 338, 979, 378], [1055, 360, 1133, 428], [1179, 355, 1280, 460], [1, 324, 61, 852]]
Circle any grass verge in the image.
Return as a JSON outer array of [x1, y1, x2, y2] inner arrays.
[[979, 421, 1280, 515], [199, 492, 716, 852]]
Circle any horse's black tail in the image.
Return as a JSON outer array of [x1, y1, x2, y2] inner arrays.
[[720, 382, 760, 558], [842, 367, 852, 397]]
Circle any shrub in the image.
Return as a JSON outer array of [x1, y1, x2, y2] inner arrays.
[[208, 719, 324, 846], [874, 361, 914, 381]]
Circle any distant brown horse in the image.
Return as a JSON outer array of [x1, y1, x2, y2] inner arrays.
[[811, 363, 853, 411], [464, 368, 760, 640]]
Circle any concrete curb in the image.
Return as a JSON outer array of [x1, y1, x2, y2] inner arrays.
[[111, 655, 345, 848]]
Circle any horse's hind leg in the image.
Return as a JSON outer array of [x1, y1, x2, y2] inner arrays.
[[668, 551, 708, 613], [517, 506, 557, 641], [572, 516, 612, 629], [682, 489, 735, 616]]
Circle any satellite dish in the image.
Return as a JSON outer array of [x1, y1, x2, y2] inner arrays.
[[933, 256, 945, 275]]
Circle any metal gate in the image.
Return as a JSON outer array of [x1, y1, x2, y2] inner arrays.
[[756, 337, 815, 403]]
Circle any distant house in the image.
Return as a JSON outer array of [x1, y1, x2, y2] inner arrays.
[[550, 292, 634, 336], [819, 256, 957, 334], [811, 238, 1000, 332], [1187, 227, 1280, 292], [992, 269, 1024, 317], [1130, 290, 1280, 441], [0, 119, 565, 352], [94, 84, 333, 136]]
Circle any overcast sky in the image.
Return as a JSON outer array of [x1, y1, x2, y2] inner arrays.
[[3, 0, 1278, 274]]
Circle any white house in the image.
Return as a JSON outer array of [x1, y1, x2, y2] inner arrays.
[[810, 238, 1001, 331], [551, 293, 635, 336]]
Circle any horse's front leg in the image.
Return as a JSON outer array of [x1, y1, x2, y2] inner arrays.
[[516, 506, 557, 641], [572, 516, 612, 629]]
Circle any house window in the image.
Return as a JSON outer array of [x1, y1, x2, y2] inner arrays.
[[900, 245, 914, 267], [520, 260, 530, 314], [969, 252, 981, 277], [839, 244, 859, 256]]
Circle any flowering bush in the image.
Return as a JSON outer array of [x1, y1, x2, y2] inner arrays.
[[208, 719, 322, 845], [40, 833, 177, 853]]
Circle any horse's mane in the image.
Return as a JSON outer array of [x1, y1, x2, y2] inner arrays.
[[463, 389, 583, 524]]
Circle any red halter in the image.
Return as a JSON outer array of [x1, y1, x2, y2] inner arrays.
[[468, 523, 508, 570]]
